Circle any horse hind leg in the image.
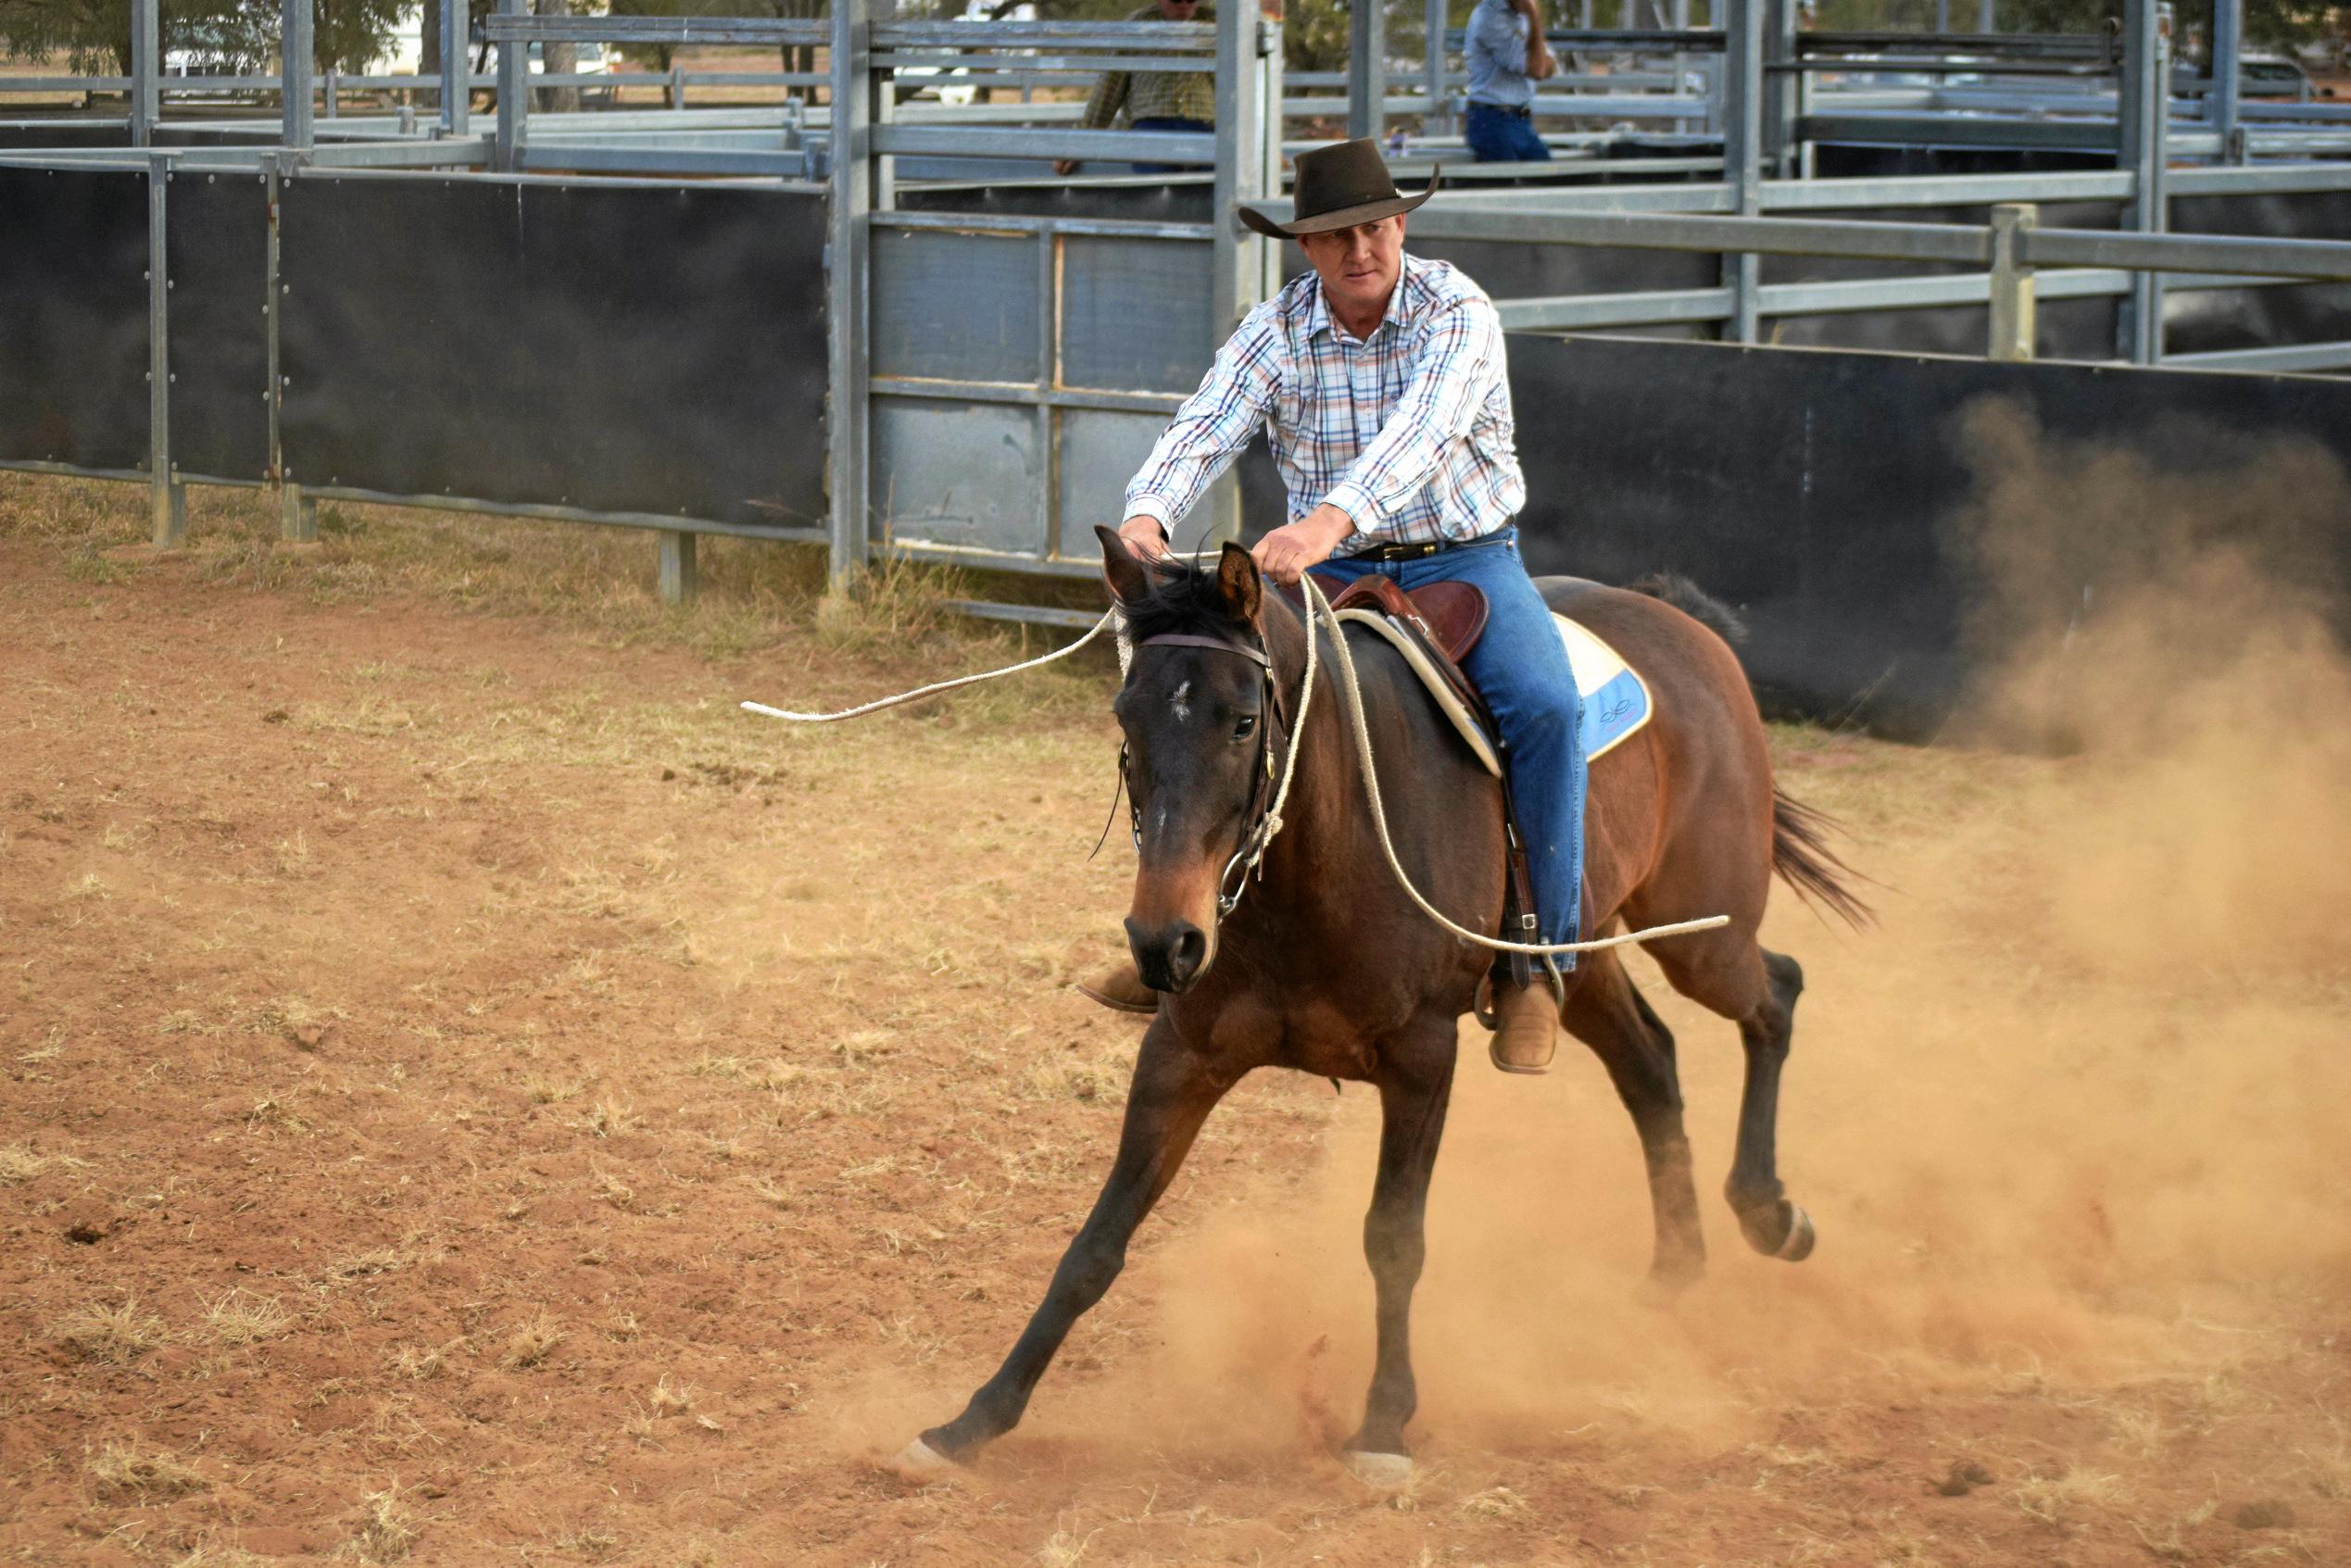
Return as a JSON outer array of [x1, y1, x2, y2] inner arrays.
[[1563, 951, 1706, 1291], [1724, 947, 1816, 1262]]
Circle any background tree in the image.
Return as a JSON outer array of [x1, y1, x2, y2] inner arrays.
[[0, 0, 406, 75]]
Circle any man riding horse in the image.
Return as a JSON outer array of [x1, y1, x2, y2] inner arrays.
[[1080, 136, 1582, 1075]]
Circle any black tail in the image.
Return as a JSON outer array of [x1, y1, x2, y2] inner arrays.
[[1772, 789, 1873, 929], [1628, 571, 1748, 647]]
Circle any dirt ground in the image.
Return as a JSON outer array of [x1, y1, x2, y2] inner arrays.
[[3, 475, 2347, 1567]]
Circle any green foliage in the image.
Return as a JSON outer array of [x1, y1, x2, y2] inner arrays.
[[0, 0, 407, 74]]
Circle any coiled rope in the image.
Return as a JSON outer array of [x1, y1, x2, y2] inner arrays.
[[741, 578, 1725, 958]]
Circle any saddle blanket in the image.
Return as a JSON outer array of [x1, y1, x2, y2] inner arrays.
[[1337, 608, 1654, 777], [1558, 613, 1654, 762]]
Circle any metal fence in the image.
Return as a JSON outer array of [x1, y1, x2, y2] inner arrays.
[[6, 0, 2351, 619]]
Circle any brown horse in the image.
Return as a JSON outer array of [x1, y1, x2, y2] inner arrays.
[[899, 529, 1867, 1482]]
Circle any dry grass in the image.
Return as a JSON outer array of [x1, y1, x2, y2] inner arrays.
[[1458, 1485, 1530, 1518], [1021, 1044, 1132, 1104], [2010, 1465, 2127, 1525], [342, 1483, 422, 1563], [648, 1375, 696, 1416], [0, 471, 1071, 674], [87, 1442, 208, 1501], [48, 1299, 168, 1364], [200, 1288, 293, 1347], [500, 1311, 566, 1370], [0, 1142, 58, 1184]]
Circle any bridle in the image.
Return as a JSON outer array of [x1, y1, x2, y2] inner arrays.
[[1119, 628, 1298, 920]]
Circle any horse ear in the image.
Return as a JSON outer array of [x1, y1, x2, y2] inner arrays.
[[1215, 541, 1263, 621], [1096, 524, 1151, 606]]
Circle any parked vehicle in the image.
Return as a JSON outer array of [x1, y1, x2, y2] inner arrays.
[[2174, 53, 2336, 102]]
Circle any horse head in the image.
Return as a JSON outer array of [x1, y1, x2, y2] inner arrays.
[[1097, 525, 1276, 994]]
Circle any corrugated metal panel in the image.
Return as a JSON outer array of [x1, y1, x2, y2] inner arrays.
[[1059, 234, 1212, 394], [871, 226, 1041, 384]]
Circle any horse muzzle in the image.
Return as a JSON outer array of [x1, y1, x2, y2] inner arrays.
[[1125, 915, 1214, 993]]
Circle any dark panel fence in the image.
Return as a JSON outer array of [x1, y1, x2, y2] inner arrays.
[[167, 170, 271, 483], [279, 177, 828, 529], [0, 168, 149, 473], [2, 169, 831, 535], [1510, 334, 2351, 736]]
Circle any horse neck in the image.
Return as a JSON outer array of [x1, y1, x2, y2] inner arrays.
[[1246, 592, 1371, 918]]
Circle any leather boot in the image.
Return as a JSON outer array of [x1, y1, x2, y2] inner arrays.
[[1488, 980, 1561, 1074], [1075, 960, 1159, 1017]]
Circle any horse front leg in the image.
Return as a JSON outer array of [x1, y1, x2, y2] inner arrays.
[[1342, 1014, 1457, 1487], [901, 1017, 1229, 1472]]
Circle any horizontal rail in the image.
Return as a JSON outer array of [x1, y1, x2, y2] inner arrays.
[[2025, 228, 2351, 280], [886, 51, 1212, 75], [874, 209, 1212, 242], [1404, 201, 2351, 283], [946, 600, 1107, 632], [874, 20, 1215, 48], [2161, 339, 2351, 373], [481, 15, 826, 45], [871, 125, 1215, 163]]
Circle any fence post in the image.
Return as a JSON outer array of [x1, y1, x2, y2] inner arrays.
[[494, 0, 528, 171], [1721, 0, 1765, 343], [669, 63, 685, 110], [440, 0, 471, 135], [2118, 0, 2168, 364], [659, 532, 698, 605], [1347, 0, 1386, 144], [1988, 202, 2037, 362], [147, 157, 185, 549], [130, 0, 159, 148], [1423, 0, 1451, 137], [262, 158, 316, 543], [282, 0, 314, 153], [2211, 0, 2244, 164], [826, 0, 875, 592]]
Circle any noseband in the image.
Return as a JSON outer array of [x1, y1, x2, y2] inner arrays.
[[1122, 629, 1296, 920]]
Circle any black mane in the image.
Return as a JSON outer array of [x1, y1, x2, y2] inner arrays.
[[1115, 554, 1279, 647]]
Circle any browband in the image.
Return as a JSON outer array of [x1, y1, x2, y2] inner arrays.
[[1134, 632, 1273, 670]]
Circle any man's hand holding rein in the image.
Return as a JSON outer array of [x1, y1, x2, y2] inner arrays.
[[1251, 504, 1355, 586]]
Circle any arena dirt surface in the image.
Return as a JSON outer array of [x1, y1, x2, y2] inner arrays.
[[3, 474, 2347, 1566]]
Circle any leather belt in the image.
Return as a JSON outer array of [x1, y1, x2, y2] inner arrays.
[[1468, 101, 1533, 119], [1342, 532, 1505, 564]]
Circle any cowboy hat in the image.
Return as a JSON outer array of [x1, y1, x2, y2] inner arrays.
[[1237, 136, 1440, 240]]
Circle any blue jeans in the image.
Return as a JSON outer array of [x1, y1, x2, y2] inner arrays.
[[1465, 102, 1553, 163], [1131, 117, 1213, 175], [1314, 526, 1588, 960]]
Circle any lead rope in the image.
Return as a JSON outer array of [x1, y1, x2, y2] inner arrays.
[[739, 609, 1119, 723], [1297, 576, 1729, 959]]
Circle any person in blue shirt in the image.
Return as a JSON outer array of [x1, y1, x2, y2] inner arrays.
[[1464, 0, 1558, 162]]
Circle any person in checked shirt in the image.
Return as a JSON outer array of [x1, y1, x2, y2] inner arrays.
[[1083, 137, 1585, 1075], [1053, 0, 1215, 177]]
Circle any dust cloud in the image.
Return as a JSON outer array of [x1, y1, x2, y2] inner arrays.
[[1066, 396, 2351, 1461]]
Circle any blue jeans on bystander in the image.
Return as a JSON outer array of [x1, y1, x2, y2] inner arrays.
[[1312, 525, 1588, 960], [1465, 102, 1553, 163]]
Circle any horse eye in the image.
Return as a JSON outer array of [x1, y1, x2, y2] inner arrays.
[[1232, 714, 1258, 740]]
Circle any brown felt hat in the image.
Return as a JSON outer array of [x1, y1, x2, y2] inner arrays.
[[1238, 137, 1440, 240]]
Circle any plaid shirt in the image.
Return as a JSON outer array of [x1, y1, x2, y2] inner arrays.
[[1124, 255, 1527, 553], [1078, 6, 1216, 130]]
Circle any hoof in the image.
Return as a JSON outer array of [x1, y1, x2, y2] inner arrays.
[[1344, 1450, 1414, 1490], [1776, 1204, 1817, 1261], [884, 1436, 963, 1482], [1737, 1198, 1817, 1262]]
